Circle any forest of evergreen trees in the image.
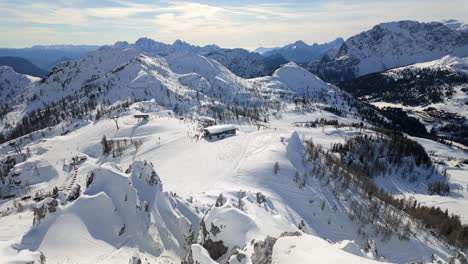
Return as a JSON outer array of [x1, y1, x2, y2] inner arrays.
[[302, 131, 468, 249]]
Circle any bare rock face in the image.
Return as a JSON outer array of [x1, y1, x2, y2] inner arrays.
[[230, 248, 247, 263], [182, 248, 195, 264], [363, 239, 378, 258], [67, 184, 81, 201], [202, 239, 228, 261], [199, 219, 228, 260], [129, 253, 142, 264], [33, 198, 58, 225], [251, 232, 301, 264], [215, 193, 226, 207], [251, 236, 277, 264], [256, 192, 266, 204], [449, 251, 468, 264]]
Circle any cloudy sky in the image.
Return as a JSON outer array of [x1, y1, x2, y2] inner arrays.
[[0, 0, 466, 50]]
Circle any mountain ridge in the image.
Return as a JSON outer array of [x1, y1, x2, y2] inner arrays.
[[256, 38, 344, 63], [308, 20, 468, 83]]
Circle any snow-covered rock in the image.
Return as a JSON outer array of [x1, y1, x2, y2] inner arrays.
[[16, 160, 200, 263], [271, 235, 385, 264]]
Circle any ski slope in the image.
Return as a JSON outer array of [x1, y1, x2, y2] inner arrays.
[[0, 106, 462, 263]]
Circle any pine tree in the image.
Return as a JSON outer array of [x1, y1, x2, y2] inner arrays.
[[274, 162, 280, 175], [101, 135, 111, 155]]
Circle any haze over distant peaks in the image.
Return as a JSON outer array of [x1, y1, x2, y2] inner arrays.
[[254, 38, 344, 63]]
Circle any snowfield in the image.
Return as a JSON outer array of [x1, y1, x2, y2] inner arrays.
[[0, 108, 465, 263]]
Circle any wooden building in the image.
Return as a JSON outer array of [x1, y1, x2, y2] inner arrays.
[[203, 125, 237, 139], [134, 114, 149, 121]]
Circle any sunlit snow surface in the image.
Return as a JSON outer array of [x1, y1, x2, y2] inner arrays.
[[0, 108, 464, 263]]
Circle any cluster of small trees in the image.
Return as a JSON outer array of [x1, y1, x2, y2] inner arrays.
[[353, 102, 429, 138], [427, 181, 450, 195], [0, 104, 10, 121], [0, 156, 17, 183], [101, 136, 143, 157], [0, 81, 135, 144], [1, 94, 97, 144], [349, 198, 412, 241], [323, 106, 345, 117], [304, 138, 411, 240], [296, 118, 340, 128], [331, 133, 433, 180]]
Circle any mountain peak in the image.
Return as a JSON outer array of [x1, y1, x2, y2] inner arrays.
[[262, 38, 344, 63], [173, 39, 189, 46], [441, 19, 468, 33], [292, 40, 307, 47], [314, 19, 468, 83]]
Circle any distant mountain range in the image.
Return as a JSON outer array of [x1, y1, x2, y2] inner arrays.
[[255, 38, 344, 63], [0, 45, 101, 70], [0, 56, 47, 77]]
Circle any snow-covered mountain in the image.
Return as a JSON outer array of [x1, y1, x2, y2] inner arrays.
[[310, 20, 468, 83], [202, 48, 268, 78], [1, 24, 468, 264], [0, 45, 358, 143], [0, 66, 39, 106], [115, 38, 270, 78], [257, 38, 344, 63]]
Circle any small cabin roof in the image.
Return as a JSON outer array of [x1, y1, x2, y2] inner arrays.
[[204, 124, 237, 134]]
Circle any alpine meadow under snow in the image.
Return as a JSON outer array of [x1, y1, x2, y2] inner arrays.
[[0, 17, 468, 264]]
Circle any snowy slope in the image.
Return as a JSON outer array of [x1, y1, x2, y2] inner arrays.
[[272, 62, 332, 97], [389, 55, 468, 76], [0, 109, 462, 263]]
